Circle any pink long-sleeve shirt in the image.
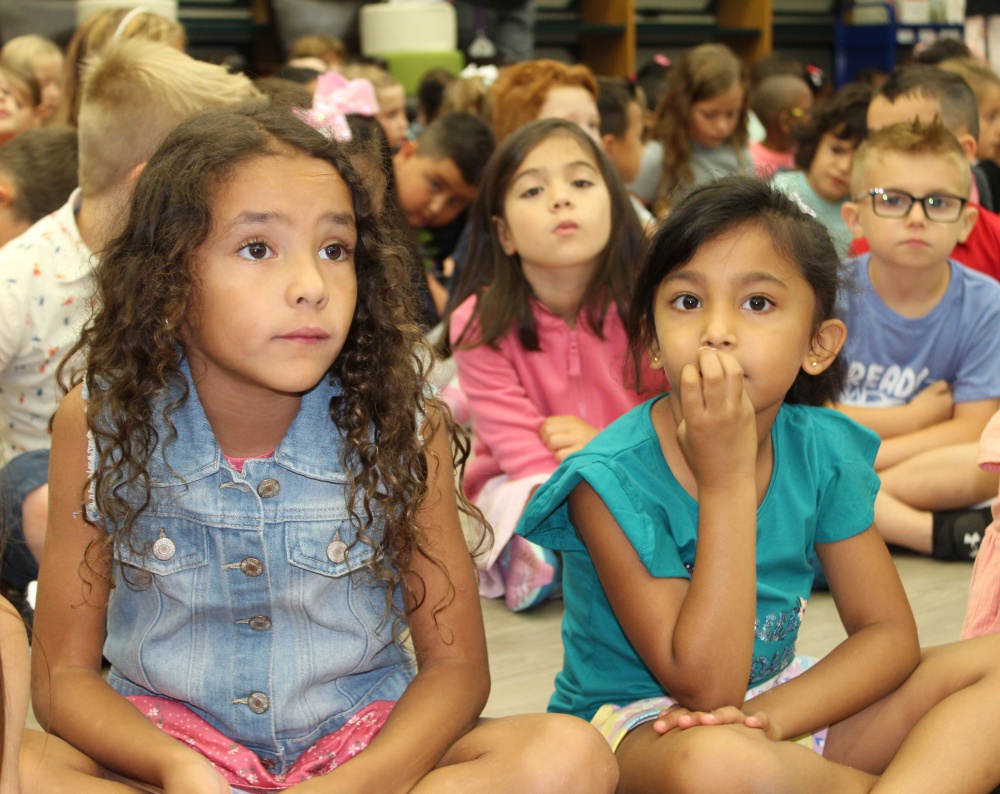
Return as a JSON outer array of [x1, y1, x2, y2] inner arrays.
[[450, 294, 660, 500]]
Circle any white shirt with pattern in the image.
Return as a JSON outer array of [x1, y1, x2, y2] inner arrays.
[[0, 189, 94, 457]]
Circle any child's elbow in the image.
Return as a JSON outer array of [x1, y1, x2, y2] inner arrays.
[[667, 680, 746, 714]]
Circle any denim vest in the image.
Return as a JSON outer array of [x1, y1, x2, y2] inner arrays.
[[95, 366, 415, 771]]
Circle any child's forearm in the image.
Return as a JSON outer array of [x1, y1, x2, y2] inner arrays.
[[316, 658, 489, 794], [0, 601, 29, 794], [39, 666, 215, 788], [833, 402, 935, 439], [744, 618, 918, 741], [875, 408, 995, 471], [667, 479, 759, 710]]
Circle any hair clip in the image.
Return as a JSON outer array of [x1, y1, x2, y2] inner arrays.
[[294, 71, 380, 142]]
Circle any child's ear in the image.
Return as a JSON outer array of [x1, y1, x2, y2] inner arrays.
[[493, 215, 517, 256], [803, 319, 847, 375], [956, 131, 978, 163], [957, 202, 979, 245], [649, 341, 663, 371], [394, 139, 418, 165], [841, 200, 866, 240], [0, 178, 14, 209], [601, 132, 617, 155]]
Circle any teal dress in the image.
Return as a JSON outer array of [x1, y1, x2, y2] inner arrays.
[[516, 397, 880, 721]]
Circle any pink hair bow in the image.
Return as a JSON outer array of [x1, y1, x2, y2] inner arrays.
[[295, 71, 381, 142]]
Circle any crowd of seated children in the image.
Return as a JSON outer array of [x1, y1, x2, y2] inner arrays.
[[772, 82, 871, 258], [2, 14, 1000, 790], [837, 119, 1000, 561]]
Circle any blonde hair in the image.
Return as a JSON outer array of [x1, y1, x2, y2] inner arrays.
[[1, 35, 62, 74], [651, 43, 748, 208], [850, 118, 970, 197], [340, 63, 401, 92], [939, 57, 1000, 100], [56, 7, 186, 127], [441, 75, 491, 120], [77, 38, 258, 196], [289, 34, 346, 67]]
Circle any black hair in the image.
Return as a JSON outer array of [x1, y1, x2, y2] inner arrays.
[[416, 111, 496, 188], [877, 65, 980, 139], [417, 67, 456, 123], [596, 75, 638, 138], [793, 82, 872, 171], [914, 38, 972, 65], [627, 175, 845, 406]]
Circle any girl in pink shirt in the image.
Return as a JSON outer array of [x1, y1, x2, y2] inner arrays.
[[446, 118, 659, 611]]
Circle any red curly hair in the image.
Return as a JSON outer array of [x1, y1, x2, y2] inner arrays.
[[489, 59, 599, 143]]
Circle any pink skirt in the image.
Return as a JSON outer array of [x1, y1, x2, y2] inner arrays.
[[962, 522, 1000, 639], [128, 695, 395, 792]]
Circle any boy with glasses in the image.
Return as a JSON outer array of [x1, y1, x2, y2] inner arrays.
[[836, 119, 1000, 560]]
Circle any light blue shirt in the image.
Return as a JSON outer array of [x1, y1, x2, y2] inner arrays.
[[839, 254, 1000, 407]]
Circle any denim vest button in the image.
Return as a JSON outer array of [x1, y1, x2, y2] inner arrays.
[[241, 557, 264, 577], [152, 535, 176, 561], [326, 539, 348, 563], [249, 615, 272, 632], [261, 758, 276, 771], [257, 478, 281, 498], [247, 692, 270, 713]]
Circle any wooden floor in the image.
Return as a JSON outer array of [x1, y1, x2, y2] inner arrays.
[[481, 550, 974, 718]]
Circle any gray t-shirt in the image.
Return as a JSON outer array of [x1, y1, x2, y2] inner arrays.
[[629, 139, 753, 206]]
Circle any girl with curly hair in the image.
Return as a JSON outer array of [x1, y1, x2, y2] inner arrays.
[[31, 102, 617, 793], [632, 43, 752, 214]]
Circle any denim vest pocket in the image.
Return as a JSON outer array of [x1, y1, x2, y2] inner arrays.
[[284, 501, 380, 579], [116, 520, 211, 576]]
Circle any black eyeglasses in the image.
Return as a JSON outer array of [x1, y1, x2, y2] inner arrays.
[[858, 188, 968, 223]]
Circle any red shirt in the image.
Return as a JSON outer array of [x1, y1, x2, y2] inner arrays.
[[849, 202, 1000, 282]]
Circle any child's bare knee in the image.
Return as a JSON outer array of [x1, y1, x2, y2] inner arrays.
[[655, 727, 787, 794], [517, 714, 618, 794]]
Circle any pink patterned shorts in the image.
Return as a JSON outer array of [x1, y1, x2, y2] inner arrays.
[[128, 695, 395, 792]]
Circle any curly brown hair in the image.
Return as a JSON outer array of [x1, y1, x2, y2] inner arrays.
[[60, 100, 480, 632], [651, 43, 748, 209]]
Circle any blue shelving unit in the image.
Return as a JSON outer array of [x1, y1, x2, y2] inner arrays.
[[835, 2, 964, 85]]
